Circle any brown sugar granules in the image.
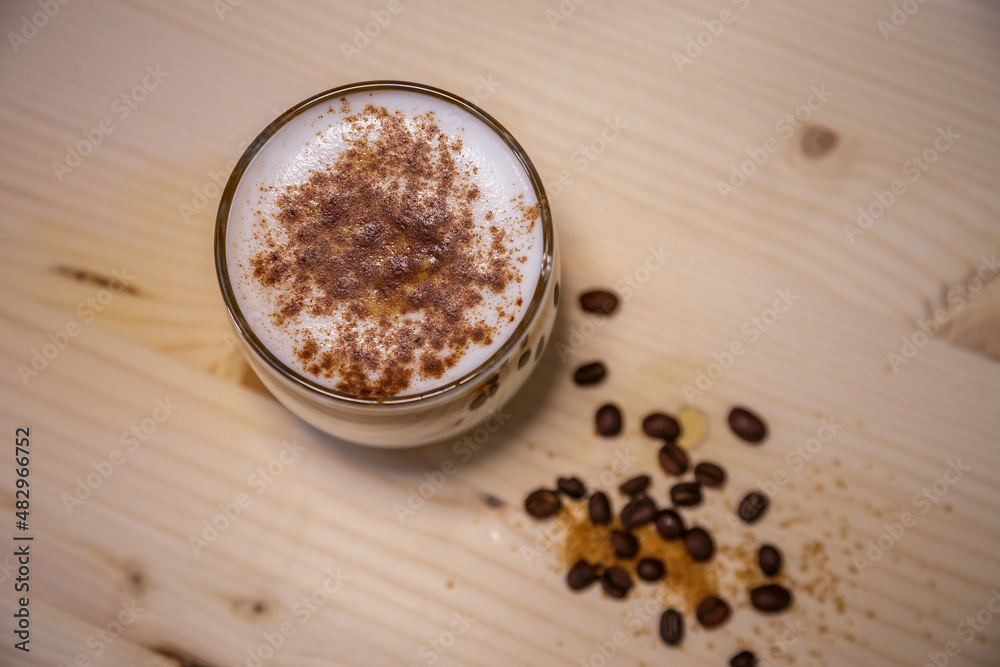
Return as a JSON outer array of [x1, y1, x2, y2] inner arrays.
[[248, 100, 533, 397]]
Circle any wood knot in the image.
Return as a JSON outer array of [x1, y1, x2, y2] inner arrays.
[[232, 597, 273, 620], [800, 124, 839, 158], [124, 561, 147, 595]]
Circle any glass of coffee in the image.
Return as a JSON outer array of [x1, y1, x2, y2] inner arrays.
[[215, 81, 559, 447]]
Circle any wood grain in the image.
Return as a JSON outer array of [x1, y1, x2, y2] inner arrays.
[[1, 0, 999, 665]]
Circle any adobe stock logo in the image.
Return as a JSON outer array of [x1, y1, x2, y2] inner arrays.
[[339, 0, 407, 62], [7, 0, 70, 54]]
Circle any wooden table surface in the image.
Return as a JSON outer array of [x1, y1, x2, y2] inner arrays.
[[2, 1, 1000, 665]]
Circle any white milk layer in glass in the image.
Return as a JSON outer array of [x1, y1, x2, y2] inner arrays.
[[226, 88, 544, 397]]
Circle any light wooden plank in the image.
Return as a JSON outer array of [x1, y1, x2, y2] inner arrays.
[[1, 0, 999, 665]]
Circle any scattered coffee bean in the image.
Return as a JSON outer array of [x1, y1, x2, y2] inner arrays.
[[728, 406, 768, 443], [654, 509, 686, 540], [659, 608, 683, 645], [642, 412, 680, 441], [580, 289, 619, 315], [588, 491, 612, 525], [595, 403, 623, 436], [556, 476, 586, 499], [695, 595, 731, 628], [684, 526, 715, 562], [610, 530, 639, 559], [601, 566, 633, 599], [566, 560, 600, 591], [693, 461, 726, 488], [737, 491, 769, 524], [730, 649, 758, 667], [524, 489, 561, 519], [524, 403, 793, 658], [637, 557, 665, 582], [573, 362, 607, 386], [750, 584, 792, 612], [620, 496, 657, 529], [618, 474, 650, 497], [670, 481, 703, 507], [657, 441, 689, 476], [758, 544, 783, 577]]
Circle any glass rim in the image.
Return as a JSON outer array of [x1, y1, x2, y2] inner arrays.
[[214, 80, 554, 407]]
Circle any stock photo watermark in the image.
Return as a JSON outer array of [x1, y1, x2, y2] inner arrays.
[[433, 74, 503, 131], [545, 0, 587, 30], [408, 610, 478, 666], [553, 246, 671, 362], [213, 0, 245, 20], [178, 105, 284, 225], [238, 568, 351, 667], [922, 587, 1000, 667], [716, 85, 833, 202], [736, 416, 844, 523], [723, 416, 842, 534], [16, 267, 135, 386], [877, 0, 929, 40], [57, 599, 145, 667], [61, 397, 180, 514], [394, 408, 512, 523], [51, 65, 169, 181], [886, 253, 998, 372], [755, 618, 810, 666], [682, 288, 799, 403], [851, 458, 970, 576], [179, 134, 252, 225], [7, 0, 70, 54], [188, 439, 306, 556], [543, 116, 629, 200], [843, 126, 959, 244], [672, 0, 753, 73], [577, 598, 661, 666], [520, 447, 639, 566], [339, 0, 407, 62]]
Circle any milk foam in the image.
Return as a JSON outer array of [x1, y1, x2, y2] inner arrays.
[[226, 88, 544, 396]]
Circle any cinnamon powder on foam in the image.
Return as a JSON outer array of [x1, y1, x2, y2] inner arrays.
[[249, 99, 536, 397]]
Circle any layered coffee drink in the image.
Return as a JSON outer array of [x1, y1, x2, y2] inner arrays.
[[216, 82, 558, 446]]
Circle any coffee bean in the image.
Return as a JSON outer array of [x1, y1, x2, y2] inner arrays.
[[750, 583, 792, 612], [657, 441, 689, 476], [588, 491, 612, 525], [580, 290, 619, 315], [654, 509, 686, 540], [730, 649, 758, 667], [637, 557, 665, 582], [695, 595, 731, 628], [758, 544, 783, 577], [601, 566, 633, 599], [566, 560, 600, 591], [556, 476, 586, 499], [737, 491, 769, 524], [595, 403, 622, 436], [524, 489, 561, 519], [693, 461, 726, 488], [728, 406, 768, 443], [659, 608, 683, 645], [573, 362, 607, 386], [618, 474, 650, 497], [610, 530, 639, 559], [684, 526, 715, 562], [670, 481, 702, 507], [642, 412, 680, 441], [620, 496, 657, 529]]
